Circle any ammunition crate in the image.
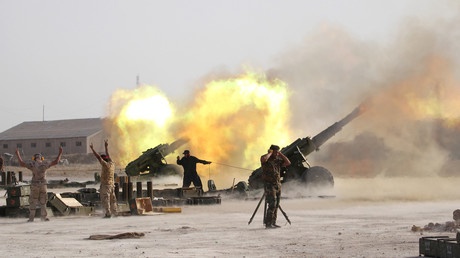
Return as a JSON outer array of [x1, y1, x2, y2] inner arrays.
[[151, 198, 169, 206], [153, 188, 180, 198], [70, 206, 95, 216], [180, 187, 202, 198], [437, 238, 457, 258], [129, 197, 153, 215], [188, 196, 222, 205], [6, 196, 29, 207], [48, 193, 83, 216], [4, 206, 53, 218], [78, 192, 100, 206], [419, 236, 450, 257], [0, 206, 6, 216], [437, 238, 460, 258], [7, 185, 30, 197], [60, 192, 100, 206], [171, 198, 188, 206]]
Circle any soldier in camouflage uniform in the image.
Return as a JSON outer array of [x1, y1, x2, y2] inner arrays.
[[260, 144, 290, 228], [90, 140, 117, 218], [16, 146, 63, 222]]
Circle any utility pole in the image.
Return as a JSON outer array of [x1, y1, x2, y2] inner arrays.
[[42, 104, 45, 122]]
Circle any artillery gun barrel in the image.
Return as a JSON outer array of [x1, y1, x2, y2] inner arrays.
[[124, 138, 188, 177], [311, 104, 363, 149], [249, 102, 365, 189]]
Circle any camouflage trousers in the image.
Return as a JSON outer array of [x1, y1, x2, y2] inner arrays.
[[100, 184, 117, 216], [29, 183, 48, 220], [264, 182, 281, 226]]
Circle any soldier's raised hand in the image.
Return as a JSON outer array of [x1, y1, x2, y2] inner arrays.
[[104, 139, 108, 148]]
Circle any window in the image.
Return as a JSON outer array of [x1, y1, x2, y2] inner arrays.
[[2, 144, 7, 149], [46, 142, 51, 147], [76, 141, 82, 147], [60, 142, 66, 147], [16, 143, 22, 148], [31, 143, 37, 148]]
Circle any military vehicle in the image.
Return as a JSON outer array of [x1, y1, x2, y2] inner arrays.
[[248, 104, 364, 190], [124, 138, 187, 178]]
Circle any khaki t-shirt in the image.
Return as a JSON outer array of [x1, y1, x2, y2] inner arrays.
[[99, 159, 115, 185], [26, 160, 52, 183]]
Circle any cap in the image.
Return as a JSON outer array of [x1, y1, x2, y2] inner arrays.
[[269, 145, 280, 151], [183, 150, 190, 154]]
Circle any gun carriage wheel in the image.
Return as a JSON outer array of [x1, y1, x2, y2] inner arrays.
[[301, 166, 334, 189]]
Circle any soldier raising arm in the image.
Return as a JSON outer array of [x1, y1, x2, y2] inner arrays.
[[260, 145, 290, 229], [16, 146, 63, 168], [16, 146, 62, 222], [260, 148, 290, 166], [90, 140, 117, 218]]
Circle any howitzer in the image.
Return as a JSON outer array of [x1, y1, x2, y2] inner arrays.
[[125, 139, 187, 177], [248, 104, 364, 189]]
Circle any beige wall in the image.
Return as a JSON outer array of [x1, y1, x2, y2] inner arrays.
[[1, 137, 87, 157], [0, 131, 107, 158]]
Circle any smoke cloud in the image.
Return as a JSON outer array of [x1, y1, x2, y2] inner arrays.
[[269, 13, 460, 181]]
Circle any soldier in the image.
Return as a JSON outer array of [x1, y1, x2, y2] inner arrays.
[[176, 150, 211, 188], [90, 140, 117, 218], [260, 144, 290, 228], [16, 146, 63, 222]]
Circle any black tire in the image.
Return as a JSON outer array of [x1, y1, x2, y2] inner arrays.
[[235, 181, 248, 193], [301, 166, 334, 189]]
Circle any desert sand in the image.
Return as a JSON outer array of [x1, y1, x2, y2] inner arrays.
[[0, 166, 459, 257]]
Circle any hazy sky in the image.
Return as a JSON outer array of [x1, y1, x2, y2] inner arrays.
[[0, 0, 450, 132]]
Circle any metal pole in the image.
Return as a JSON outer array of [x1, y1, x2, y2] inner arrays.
[[263, 196, 267, 225], [136, 182, 142, 198], [147, 181, 153, 199], [278, 205, 291, 225], [248, 192, 265, 225]]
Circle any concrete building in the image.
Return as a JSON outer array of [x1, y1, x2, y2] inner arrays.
[[0, 118, 106, 159]]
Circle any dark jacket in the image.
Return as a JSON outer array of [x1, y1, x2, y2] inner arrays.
[[177, 156, 210, 175]]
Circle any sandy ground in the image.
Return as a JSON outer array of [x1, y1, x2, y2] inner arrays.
[[1, 165, 459, 257]]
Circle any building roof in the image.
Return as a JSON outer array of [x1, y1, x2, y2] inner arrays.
[[0, 118, 103, 140]]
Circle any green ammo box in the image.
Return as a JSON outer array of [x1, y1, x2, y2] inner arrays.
[[70, 206, 95, 216], [6, 196, 29, 207], [48, 193, 83, 216], [153, 188, 180, 198], [440, 239, 460, 258], [7, 185, 30, 197], [419, 236, 449, 257], [180, 187, 202, 198], [437, 238, 457, 258]]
